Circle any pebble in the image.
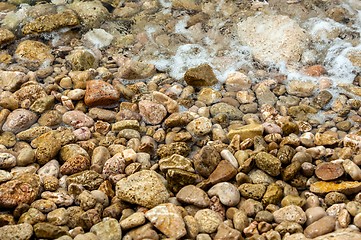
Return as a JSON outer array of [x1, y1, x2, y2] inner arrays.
[[62, 110, 94, 128], [184, 64, 218, 87], [0, 223, 33, 240], [305, 206, 327, 226], [0, 152, 16, 169], [262, 183, 283, 206], [186, 117, 212, 136], [2, 109, 38, 134], [138, 100, 167, 125], [47, 208, 69, 226], [208, 182, 240, 206], [0, 170, 12, 183], [0, 173, 40, 208], [145, 203, 186, 239], [225, 72, 251, 92], [90, 218, 122, 240], [194, 209, 222, 234], [342, 159, 361, 181], [14, 40, 54, 70], [116, 170, 169, 208], [120, 212, 146, 230], [176, 185, 210, 208], [214, 223, 242, 240], [84, 80, 119, 107], [310, 181, 361, 195], [33, 222, 68, 239], [220, 149, 239, 169], [193, 145, 221, 178], [273, 205, 307, 225], [239, 183, 266, 200], [233, 210, 250, 232], [210, 102, 244, 120], [304, 216, 336, 238], [254, 152, 282, 177], [18, 207, 46, 225]]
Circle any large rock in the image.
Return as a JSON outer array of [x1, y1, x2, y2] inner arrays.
[[0, 223, 33, 240], [116, 170, 170, 208], [0, 173, 40, 208], [238, 15, 308, 65], [14, 40, 54, 70], [2, 109, 38, 134], [310, 181, 361, 195]]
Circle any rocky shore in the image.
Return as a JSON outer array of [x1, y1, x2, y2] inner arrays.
[[0, 0, 360, 239]]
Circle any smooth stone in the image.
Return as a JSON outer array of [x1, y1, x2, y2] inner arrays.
[[62, 110, 94, 128], [2, 109, 38, 134], [90, 218, 122, 240], [208, 182, 240, 207], [354, 212, 361, 228], [199, 160, 237, 189], [315, 162, 345, 181], [0, 223, 33, 240], [233, 210, 250, 232], [47, 208, 69, 226], [343, 159, 361, 181], [220, 149, 239, 169], [116, 170, 170, 208], [305, 206, 327, 226], [119, 212, 145, 230], [273, 205, 307, 225], [37, 159, 60, 182], [281, 195, 306, 207], [304, 216, 336, 238], [176, 185, 210, 208], [194, 209, 222, 234], [145, 203, 186, 239]]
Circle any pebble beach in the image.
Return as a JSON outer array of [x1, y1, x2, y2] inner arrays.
[[0, 0, 361, 239]]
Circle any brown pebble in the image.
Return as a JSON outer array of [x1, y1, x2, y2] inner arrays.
[[315, 162, 344, 180]]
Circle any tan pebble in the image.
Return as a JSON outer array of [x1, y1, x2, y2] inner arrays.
[[305, 206, 327, 226], [304, 216, 336, 238], [194, 209, 222, 234]]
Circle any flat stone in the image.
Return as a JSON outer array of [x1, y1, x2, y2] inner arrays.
[[0, 173, 40, 208], [184, 64, 218, 87], [199, 160, 237, 189], [287, 80, 317, 97], [22, 10, 79, 34], [164, 112, 194, 128], [159, 154, 194, 172], [33, 222, 68, 239], [315, 162, 345, 181], [227, 122, 264, 141], [176, 185, 210, 208], [145, 203, 186, 239], [115, 57, 156, 80], [66, 170, 104, 190], [0, 223, 33, 240], [84, 80, 120, 107], [116, 170, 170, 208], [310, 181, 361, 195]]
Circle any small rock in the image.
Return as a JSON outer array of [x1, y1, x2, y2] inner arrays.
[[145, 203, 186, 239], [69, 0, 109, 29], [287, 80, 316, 97], [305, 206, 327, 226], [116, 170, 170, 208], [193, 145, 221, 178], [159, 154, 195, 172], [119, 212, 145, 230], [66, 49, 97, 71], [14, 40, 54, 70], [62, 110, 94, 128], [0, 170, 12, 183], [157, 142, 190, 158], [304, 216, 336, 238], [66, 170, 104, 190], [0, 28, 15, 46], [60, 155, 90, 175], [186, 117, 212, 136], [115, 57, 156, 80], [262, 183, 283, 206], [164, 112, 194, 128], [227, 122, 263, 141], [176, 185, 210, 208], [315, 162, 344, 181], [225, 72, 251, 92], [210, 102, 243, 120], [254, 152, 282, 177], [0, 70, 26, 92], [138, 100, 167, 125], [194, 209, 222, 234], [83, 29, 114, 49], [34, 131, 61, 165], [239, 183, 266, 201], [0, 223, 33, 240], [214, 223, 242, 240], [0, 173, 40, 208], [273, 205, 307, 225], [184, 64, 218, 87], [200, 160, 237, 188], [2, 109, 38, 134], [90, 218, 122, 240], [342, 159, 361, 181], [47, 208, 69, 226], [0, 152, 16, 169], [33, 222, 68, 239], [281, 195, 306, 207], [208, 182, 240, 207], [84, 80, 119, 107], [233, 210, 249, 232]]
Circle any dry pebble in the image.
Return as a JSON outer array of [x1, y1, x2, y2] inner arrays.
[[194, 209, 222, 234]]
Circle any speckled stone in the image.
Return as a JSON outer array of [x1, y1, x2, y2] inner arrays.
[[310, 181, 361, 195], [33, 222, 68, 239], [116, 170, 170, 208], [208, 182, 240, 207], [66, 170, 104, 190], [145, 203, 186, 239], [315, 162, 344, 181], [2, 109, 38, 134], [0, 173, 40, 208], [194, 209, 222, 234], [84, 80, 120, 107], [14, 40, 54, 70], [186, 117, 212, 136], [138, 100, 167, 125], [273, 205, 307, 225], [254, 152, 282, 177], [62, 110, 94, 128], [90, 218, 122, 240], [176, 185, 210, 208], [238, 183, 266, 201], [0, 223, 33, 240]]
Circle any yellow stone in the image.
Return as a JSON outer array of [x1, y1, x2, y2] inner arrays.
[[310, 181, 361, 195], [227, 122, 264, 141]]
